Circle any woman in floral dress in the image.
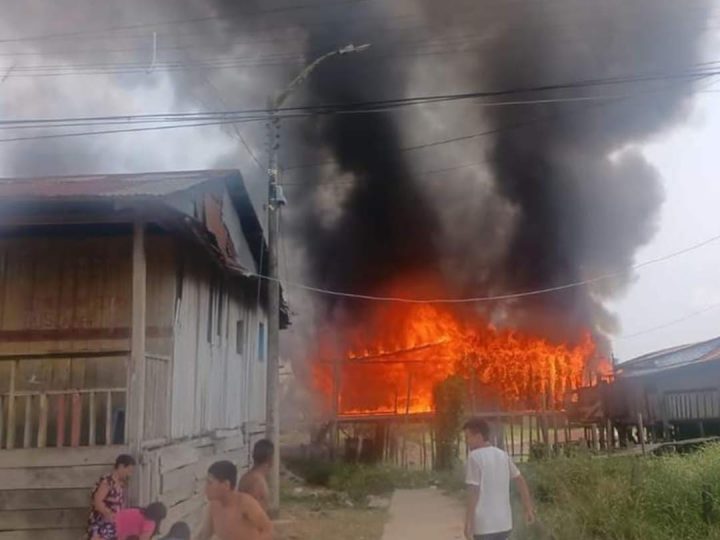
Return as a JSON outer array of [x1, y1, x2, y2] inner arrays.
[[87, 454, 136, 540]]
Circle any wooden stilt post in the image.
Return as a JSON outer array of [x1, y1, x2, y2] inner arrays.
[[510, 414, 516, 458], [528, 415, 534, 459], [430, 427, 436, 470], [402, 371, 413, 469], [330, 356, 341, 460], [520, 415, 525, 462], [470, 363, 477, 414], [638, 413, 646, 456], [128, 218, 148, 504]]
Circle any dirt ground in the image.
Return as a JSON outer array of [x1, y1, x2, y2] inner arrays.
[[275, 501, 387, 540], [274, 488, 464, 540], [381, 488, 464, 540]]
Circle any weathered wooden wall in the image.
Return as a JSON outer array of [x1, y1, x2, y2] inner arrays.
[[143, 235, 176, 442], [0, 232, 177, 449], [171, 245, 267, 441], [140, 430, 249, 534], [0, 196, 271, 535], [0, 446, 126, 540]]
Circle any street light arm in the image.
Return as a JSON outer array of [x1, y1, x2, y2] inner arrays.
[[273, 43, 371, 109]]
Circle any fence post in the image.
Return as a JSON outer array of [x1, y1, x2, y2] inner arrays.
[[37, 394, 48, 448], [89, 391, 96, 446], [23, 395, 32, 448], [6, 360, 16, 449], [56, 394, 66, 447], [70, 392, 82, 447]]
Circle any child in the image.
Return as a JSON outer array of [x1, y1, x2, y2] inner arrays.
[[237, 439, 274, 511], [161, 522, 191, 540], [115, 502, 167, 540]]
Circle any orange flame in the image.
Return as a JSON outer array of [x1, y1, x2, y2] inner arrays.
[[313, 278, 606, 416]]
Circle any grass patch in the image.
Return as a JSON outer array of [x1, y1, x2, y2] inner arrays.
[[516, 444, 720, 540]]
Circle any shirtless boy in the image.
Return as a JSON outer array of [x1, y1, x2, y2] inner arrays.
[[196, 461, 272, 540], [237, 439, 273, 511]]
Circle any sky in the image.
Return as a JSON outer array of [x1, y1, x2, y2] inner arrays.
[[609, 32, 720, 361]]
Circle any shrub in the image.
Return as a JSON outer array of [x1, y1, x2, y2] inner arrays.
[[515, 443, 720, 540]]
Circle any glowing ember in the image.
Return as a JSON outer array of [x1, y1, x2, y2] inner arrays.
[[313, 279, 606, 416]]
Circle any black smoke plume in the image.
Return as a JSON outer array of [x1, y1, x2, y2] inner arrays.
[[287, 0, 711, 346]]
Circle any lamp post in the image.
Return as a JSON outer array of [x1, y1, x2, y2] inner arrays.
[[265, 43, 371, 513]]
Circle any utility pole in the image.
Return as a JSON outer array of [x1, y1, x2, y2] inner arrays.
[[265, 99, 282, 515], [264, 43, 371, 514]]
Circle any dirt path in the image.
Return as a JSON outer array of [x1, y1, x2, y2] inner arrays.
[[381, 488, 464, 540]]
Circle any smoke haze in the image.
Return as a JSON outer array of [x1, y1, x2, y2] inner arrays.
[[0, 0, 713, 354]]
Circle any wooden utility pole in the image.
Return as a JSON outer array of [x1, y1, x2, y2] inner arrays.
[[264, 44, 371, 512], [265, 98, 282, 514]]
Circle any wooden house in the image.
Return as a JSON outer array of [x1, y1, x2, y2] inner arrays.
[[606, 336, 720, 439], [0, 170, 286, 539]]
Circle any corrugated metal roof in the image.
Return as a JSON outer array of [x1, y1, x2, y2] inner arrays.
[[0, 170, 235, 199], [618, 335, 720, 378]]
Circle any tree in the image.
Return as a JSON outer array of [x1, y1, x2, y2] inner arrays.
[[433, 374, 466, 470]]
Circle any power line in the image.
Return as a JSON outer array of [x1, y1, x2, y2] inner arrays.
[[0, 118, 270, 143], [281, 71, 720, 175], [0, 0, 374, 45], [0, 68, 717, 143], [281, 159, 492, 186], [242, 232, 720, 304], [619, 302, 720, 340], [2, 66, 718, 127], [284, 112, 569, 171]]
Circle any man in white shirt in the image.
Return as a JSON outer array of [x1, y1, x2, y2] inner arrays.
[[463, 417, 535, 540]]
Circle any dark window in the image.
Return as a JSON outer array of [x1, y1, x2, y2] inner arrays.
[[258, 322, 266, 362], [217, 282, 224, 338], [236, 320, 245, 354], [207, 279, 215, 343]]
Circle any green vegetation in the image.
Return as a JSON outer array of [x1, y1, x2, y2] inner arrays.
[[516, 444, 720, 540], [433, 374, 466, 470]]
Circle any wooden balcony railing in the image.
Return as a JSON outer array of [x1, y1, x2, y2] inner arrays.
[[0, 352, 128, 449]]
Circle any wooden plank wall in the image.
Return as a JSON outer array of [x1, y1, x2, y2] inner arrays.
[[143, 430, 249, 535], [0, 233, 176, 448], [170, 246, 268, 441], [0, 446, 127, 540], [143, 236, 175, 442], [0, 236, 132, 390]]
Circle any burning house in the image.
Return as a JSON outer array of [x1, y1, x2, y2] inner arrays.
[[281, 0, 712, 445]]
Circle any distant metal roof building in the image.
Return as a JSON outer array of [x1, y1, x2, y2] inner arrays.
[[617, 335, 720, 378]]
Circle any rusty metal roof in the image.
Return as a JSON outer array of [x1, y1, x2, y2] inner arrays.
[[618, 335, 720, 377], [0, 169, 235, 199]]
